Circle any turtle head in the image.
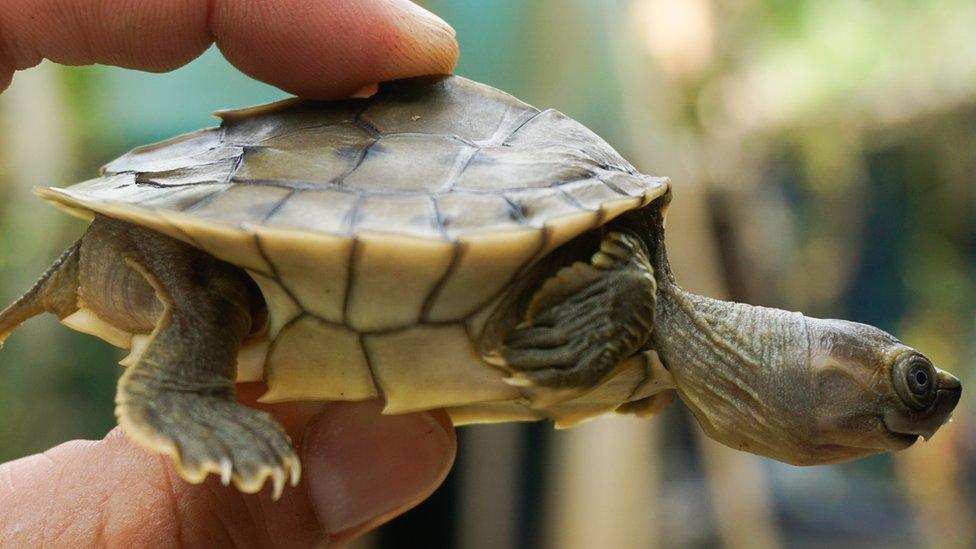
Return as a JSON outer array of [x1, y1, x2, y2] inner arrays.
[[654, 293, 962, 466], [798, 319, 961, 462]]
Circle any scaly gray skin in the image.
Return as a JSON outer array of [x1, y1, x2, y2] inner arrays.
[[0, 216, 298, 498], [502, 200, 961, 465]]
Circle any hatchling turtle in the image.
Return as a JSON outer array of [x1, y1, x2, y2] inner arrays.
[[0, 75, 961, 499]]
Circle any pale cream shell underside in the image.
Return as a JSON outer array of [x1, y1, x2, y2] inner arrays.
[[47, 187, 675, 427]]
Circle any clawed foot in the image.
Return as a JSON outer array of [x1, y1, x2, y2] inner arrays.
[[501, 232, 656, 389], [502, 277, 628, 388], [117, 387, 300, 500]]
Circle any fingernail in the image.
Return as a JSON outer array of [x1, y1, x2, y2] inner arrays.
[[392, 0, 457, 37], [303, 401, 455, 536], [349, 83, 379, 98]]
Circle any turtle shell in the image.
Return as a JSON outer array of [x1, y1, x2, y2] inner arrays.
[[39, 75, 672, 423]]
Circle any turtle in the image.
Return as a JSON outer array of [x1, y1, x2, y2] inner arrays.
[[0, 75, 961, 500]]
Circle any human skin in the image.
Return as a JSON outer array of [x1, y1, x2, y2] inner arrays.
[[0, 0, 459, 546]]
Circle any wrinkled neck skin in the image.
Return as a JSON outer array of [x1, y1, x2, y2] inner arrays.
[[651, 285, 818, 461], [649, 278, 917, 465], [632, 201, 957, 465]]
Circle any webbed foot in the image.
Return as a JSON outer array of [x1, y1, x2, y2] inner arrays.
[[117, 374, 300, 499], [502, 232, 656, 388]]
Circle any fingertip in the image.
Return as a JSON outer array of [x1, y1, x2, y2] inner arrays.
[[382, 0, 459, 74], [301, 401, 456, 542], [212, 0, 459, 99], [426, 407, 459, 446]]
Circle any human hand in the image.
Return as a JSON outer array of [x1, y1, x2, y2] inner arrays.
[[0, 0, 458, 98], [0, 0, 459, 545], [1, 385, 456, 545]]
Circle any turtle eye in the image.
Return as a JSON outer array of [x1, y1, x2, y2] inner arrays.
[[893, 355, 937, 410], [907, 363, 931, 395]]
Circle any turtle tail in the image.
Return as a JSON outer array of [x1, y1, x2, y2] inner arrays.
[[0, 240, 81, 348]]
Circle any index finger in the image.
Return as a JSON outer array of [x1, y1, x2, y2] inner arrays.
[[0, 0, 458, 98]]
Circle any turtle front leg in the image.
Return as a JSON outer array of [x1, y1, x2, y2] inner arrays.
[[83, 218, 298, 498], [502, 231, 657, 388]]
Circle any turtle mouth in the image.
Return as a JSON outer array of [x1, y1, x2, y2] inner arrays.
[[882, 421, 920, 449], [887, 430, 920, 448], [881, 385, 961, 447]]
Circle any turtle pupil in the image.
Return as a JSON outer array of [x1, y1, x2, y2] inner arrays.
[[914, 371, 928, 386], [907, 363, 931, 396]]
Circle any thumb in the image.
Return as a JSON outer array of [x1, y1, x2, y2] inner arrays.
[[0, 397, 456, 547]]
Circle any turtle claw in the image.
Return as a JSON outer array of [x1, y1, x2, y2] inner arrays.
[[290, 459, 302, 487], [117, 383, 301, 500], [220, 457, 233, 486], [272, 468, 286, 501], [503, 373, 535, 387]]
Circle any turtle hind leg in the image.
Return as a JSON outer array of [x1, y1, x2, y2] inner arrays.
[[0, 241, 81, 347], [501, 231, 657, 388], [108, 223, 298, 498]]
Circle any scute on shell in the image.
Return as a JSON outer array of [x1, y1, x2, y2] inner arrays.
[[38, 75, 669, 331]]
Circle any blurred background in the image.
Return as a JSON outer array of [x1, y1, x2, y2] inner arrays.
[[1, 1, 974, 547]]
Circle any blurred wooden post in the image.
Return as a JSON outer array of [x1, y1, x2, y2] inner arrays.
[[660, 167, 782, 549], [602, 2, 783, 547], [523, 2, 664, 548], [0, 61, 74, 255], [0, 62, 75, 332], [458, 424, 523, 549], [544, 418, 660, 549], [0, 62, 86, 457]]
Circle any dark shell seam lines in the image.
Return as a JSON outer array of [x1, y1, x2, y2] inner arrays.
[[359, 333, 386, 401], [252, 232, 306, 315], [340, 237, 360, 325], [419, 240, 463, 322]]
